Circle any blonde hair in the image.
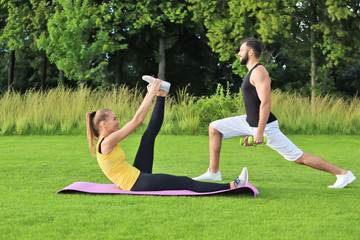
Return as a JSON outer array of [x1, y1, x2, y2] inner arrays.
[[86, 108, 112, 156]]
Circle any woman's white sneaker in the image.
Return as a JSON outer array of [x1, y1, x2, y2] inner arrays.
[[234, 167, 249, 187], [142, 75, 171, 93]]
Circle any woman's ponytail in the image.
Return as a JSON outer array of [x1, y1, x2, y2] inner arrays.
[[86, 111, 98, 156], [86, 109, 112, 156]]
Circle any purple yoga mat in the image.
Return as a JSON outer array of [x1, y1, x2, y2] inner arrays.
[[57, 181, 259, 198]]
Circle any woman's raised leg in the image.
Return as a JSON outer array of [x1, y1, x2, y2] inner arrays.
[[133, 94, 165, 173]]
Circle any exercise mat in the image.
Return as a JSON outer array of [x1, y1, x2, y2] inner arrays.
[[57, 181, 259, 197]]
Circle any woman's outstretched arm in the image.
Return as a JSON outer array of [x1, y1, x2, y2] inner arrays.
[[101, 80, 162, 153]]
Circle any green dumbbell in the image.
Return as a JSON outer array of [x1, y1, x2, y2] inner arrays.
[[240, 136, 267, 146], [248, 136, 267, 145]]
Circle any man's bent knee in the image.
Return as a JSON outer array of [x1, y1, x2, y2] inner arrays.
[[294, 153, 307, 165], [209, 125, 221, 136]]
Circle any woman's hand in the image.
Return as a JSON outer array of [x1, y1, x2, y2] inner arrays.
[[147, 79, 161, 96]]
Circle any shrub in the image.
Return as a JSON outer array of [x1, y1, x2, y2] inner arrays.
[[195, 83, 245, 125]]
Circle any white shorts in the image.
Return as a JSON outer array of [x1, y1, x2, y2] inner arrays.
[[210, 115, 303, 161]]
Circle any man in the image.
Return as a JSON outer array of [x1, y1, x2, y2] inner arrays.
[[193, 38, 356, 188]]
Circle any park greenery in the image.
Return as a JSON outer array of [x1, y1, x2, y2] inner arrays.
[[0, 0, 359, 97], [1, 2, 359, 239]]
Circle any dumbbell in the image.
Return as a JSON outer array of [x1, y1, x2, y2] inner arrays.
[[239, 136, 267, 147]]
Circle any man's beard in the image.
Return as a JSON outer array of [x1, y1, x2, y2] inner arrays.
[[240, 52, 249, 65]]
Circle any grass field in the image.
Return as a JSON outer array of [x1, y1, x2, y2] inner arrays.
[[1, 135, 359, 239]]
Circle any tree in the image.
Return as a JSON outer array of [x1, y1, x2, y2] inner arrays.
[[29, 0, 55, 89], [128, 0, 190, 80], [314, 0, 360, 95], [0, 0, 32, 90], [37, 0, 126, 85], [188, 0, 360, 99], [188, 0, 293, 61], [0, 0, 60, 91]]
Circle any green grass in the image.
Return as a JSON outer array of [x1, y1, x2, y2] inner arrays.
[[1, 135, 359, 239]]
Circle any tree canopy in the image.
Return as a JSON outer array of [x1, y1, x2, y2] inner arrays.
[[0, 0, 359, 97]]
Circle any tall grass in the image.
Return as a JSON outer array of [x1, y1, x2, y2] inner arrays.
[[271, 89, 360, 134], [0, 86, 359, 135], [0, 86, 143, 135]]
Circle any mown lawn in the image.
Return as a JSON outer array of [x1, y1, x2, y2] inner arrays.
[[1, 135, 359, 239]]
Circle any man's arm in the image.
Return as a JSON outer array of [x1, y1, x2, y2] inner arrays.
[[250, 66, 272, 144]]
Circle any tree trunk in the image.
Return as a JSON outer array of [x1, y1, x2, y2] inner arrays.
[[322, 59, 334, 96], [8, 50, 15, 91], [59, 70, 65, 87], [310, 0, 317, 104], [115, 51, 123, 85], [102, 54, 109, 85], [41, 51, 47, 90], [157, 36, 166, 80]]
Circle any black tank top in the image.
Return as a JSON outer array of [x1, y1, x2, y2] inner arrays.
[[241, 63, 277, 127]]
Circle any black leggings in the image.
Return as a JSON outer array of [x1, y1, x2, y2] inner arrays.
[[131, 96, 230, 192]]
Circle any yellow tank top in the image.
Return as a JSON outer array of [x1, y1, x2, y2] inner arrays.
[[96, 137, 140, 190]]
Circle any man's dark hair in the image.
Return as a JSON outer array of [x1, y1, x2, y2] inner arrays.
[[240, 38, 263, 58]]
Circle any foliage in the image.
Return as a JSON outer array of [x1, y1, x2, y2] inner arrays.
[[187, 0, 360, 97], [131, 0, 189, 33], [126, 0, 194, 80], [187, 0, 293, 61], [0, 0, 32, 51], [0, 0, 359, 96], [316, 0, 360, 67], [195, 83, 244, 124], [37, 0, 126, 84], [334, 56, 360, 96]]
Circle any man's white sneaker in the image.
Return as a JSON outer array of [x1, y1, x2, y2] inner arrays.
[[328, 170, 356, 188], [142, 75, 171, 93], [193, 168, 222, 181], [234, 167, 249, 187]]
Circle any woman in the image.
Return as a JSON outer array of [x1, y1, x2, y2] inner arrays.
[[86, 78, 248, 192]]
